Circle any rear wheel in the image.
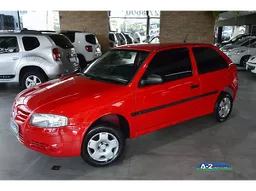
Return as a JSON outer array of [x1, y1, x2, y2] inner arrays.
[[214, 92, 233, 122], [20, 70, 47, 89], [81, 124, 125, 167], [240, 55, 250, 67]]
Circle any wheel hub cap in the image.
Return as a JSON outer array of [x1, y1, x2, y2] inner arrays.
[[99, 142, 107, 151], [218, 97, 231, 118], [25, 75, 42, 88], [87, 132, 119, 162]]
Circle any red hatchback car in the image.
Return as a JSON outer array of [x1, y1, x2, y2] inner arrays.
[[10, 43, 238, 167]]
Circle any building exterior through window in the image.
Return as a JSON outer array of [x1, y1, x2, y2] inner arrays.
[[109, 10, 160, 43]]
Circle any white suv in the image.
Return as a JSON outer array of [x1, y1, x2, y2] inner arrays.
[[0, 30, 80, 89], [60, 31, 102, 69]]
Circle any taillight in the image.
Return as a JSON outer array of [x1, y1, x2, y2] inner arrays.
[[85, 45, 93, 52], [52, 48, 61, 61]]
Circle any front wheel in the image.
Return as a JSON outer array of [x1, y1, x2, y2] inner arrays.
[[214, 92, 233, 122], [81, 124, 125, 167], [240, 56, 250, 67]]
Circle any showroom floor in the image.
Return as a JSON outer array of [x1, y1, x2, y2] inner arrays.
[[0, 69, 256, 180]]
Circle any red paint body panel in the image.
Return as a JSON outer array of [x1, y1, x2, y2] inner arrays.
[[11, 43, 238, 157]]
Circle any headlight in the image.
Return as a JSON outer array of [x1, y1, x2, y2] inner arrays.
[[30, 114, 68, 128]]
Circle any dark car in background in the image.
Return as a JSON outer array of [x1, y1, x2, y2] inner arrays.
[[215, 34, 255, 48], [122, 33, 134, 44]]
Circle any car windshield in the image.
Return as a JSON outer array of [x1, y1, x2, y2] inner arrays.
[[245, 41, 256, 48], [243, 38, 256, 46], [83, 50, 149, 85], [230, 34, 244, 43], [233, 37, 251, 45]]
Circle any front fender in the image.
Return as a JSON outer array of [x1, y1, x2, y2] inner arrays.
[[74, 96, 136, 140]]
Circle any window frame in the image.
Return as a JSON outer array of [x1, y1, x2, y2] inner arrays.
[[0, 36, 19, 54], [138, 47, 194, 87], [84, 49, 151, 86], [61, 32, 76, 43], [22, 36, 40, 51], [192, 46, 229, 75]]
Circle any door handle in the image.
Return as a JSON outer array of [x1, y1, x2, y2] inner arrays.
[[12, 57, 19, 60], [190, 84, 200, 89]]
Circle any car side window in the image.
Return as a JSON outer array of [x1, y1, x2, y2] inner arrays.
[[192, 47, 229, 74], [0, 36, 19, 54], [145, 48, 193, 82], [22, 37, 40, 51]]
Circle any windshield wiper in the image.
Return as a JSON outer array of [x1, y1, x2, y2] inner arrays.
[[83, 73, 127, 85]]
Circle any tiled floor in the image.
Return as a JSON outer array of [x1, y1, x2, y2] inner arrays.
[[0, 70, 256, 180]]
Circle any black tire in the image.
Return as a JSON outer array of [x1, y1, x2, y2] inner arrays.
[[240, 55, 250, 67], [81, 123, 125, 167], [77, 54, 88, 70], [20, 70, 47, 90], [214, 92, 233, 122]]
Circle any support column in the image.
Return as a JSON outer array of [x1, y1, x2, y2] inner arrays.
[[146, 11, 150, 41], [217, 26, 223, 43], [59, 11, 109, 53], [246, 25, 252, 34], [160, 11, 215, 44]]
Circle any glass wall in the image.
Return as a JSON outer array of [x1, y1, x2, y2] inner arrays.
[[214, 12, 256, 69], [19, 11, 60, 31], [0, 11, 20, 31], [0, 11, 61, 32], [109, 10, 160, 44]]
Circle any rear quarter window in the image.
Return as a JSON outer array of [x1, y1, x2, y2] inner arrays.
[[192, 47, 229, 74], [85, 34, 97, 45], [61, 32, 75, 43], [22, 37, 40, 51], [48, 34, 74, 49]]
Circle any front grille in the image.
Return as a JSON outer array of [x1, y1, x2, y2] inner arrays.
[[15, 107, 30, 123], [30, 140, 48, 150], [247, 65, 255, 70]]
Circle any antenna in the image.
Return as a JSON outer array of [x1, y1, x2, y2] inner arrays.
[[184, 32, 190, 43]]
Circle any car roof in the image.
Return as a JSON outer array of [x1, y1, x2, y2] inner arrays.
[[60, 30, 94, 35], [0, 31, 59, 37], [114, 43, 215, 51]]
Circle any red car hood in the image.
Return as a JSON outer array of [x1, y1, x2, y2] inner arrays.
[[16, 75, 124, 112]]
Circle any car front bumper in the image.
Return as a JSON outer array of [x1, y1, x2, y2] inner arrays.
[[10, 106, 85, 157], [246, 62, 256, 74]]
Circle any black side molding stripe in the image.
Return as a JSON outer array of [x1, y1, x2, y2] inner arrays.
[[131, 90, 218, 117]]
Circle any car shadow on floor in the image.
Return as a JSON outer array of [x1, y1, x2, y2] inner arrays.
[[0, 83, 21, 94], [119, 111, 238, 163]]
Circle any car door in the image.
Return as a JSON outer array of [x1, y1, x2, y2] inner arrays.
[[133, 47, 201, 132], [247, 43, 256, 56], [0, 36, 22, 79], [191, 46, 231, 115]]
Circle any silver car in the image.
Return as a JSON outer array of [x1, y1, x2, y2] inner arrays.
[[0, 30, 80, 89]]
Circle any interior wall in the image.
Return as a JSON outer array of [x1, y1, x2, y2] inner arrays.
[[59, 8, 109, 52], [59, 11, 216, 53], [160, 11, 215, 44]]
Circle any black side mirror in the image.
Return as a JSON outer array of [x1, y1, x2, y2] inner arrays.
[[140, 74, 163, 87]]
